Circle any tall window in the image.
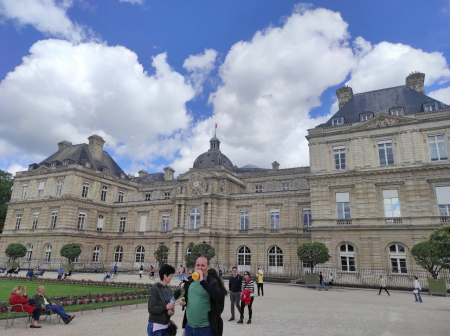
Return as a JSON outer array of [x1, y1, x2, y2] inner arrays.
[[145, 193, 151, 201], [281, 182, 289, 191], [333, 146, 346, 170], [378, 141, 394, 166], [135, 246, 145, 263], [77, 212, 86, 230], [383, 190, 401, 217], [162, 215, 169, 231], [336, 192, 351, 218], [97, 215, 104, 232], [189, 208, 201, 230], [55, 180, 63, 196], [240, 211, 249, 230], [428, 135, 448, 161], [118, 191, 124, 203], [255, 184, 262, 193], [389, 244, 407, 273], [340, 244, 356, 272], [436, 186, 450, 216], [92, 245, 101, 262], [114, 246, 123, 262], [119, 216, 126, 232], [15, 214, 22, 230], [32, 212, 39, 229], [237, 246, 251, 266], [21, 184, 28, 199], [270, 209, 280, 229], [303, 208, 312, 227], [101, 186, 108, 202], [268, 246, 283, 267], [38, 181, 45, 198], [50, 211, 58, 229], [164, 192, 170, 200], [82, 182, 90, 198], [44, 244, 52, 262], [26, 244, 33, 261]]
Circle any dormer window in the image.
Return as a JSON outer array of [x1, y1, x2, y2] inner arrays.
[[85, 162, 91, 168], [332, 117, 344, 126], [120, 173, 125, 179], [51, 162, 56, 167], [390, 108, 404, 116], [360, 113, 373, 122], [424, 103, 438, 112], [63, 160, 69, 166]]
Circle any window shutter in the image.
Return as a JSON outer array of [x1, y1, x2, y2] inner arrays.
[[139, 215, 147, 232], [97, 216, 104, 229]]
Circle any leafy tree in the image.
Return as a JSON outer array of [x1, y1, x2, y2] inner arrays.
[[297, 242, 331, 273], [185, 241, 215, 268], [185, 242, 196, 269], [0, 169, 13, 234], [429, 226, 450, 256], [154, 242, 170, 267], [60, 243, 82, 263], [5, 243, 27, 261], [411, 240, 448, 279]]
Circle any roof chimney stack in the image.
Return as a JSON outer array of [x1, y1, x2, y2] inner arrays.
[[336, 86, 353, 109], [88, 135, 105, 161], [164, 166, 175, 180], [58, 140, 72, 151], [406, 72, 425, 94], [272, 161, 280, 171]]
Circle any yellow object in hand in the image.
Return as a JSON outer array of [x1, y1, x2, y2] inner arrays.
[[192, 271, 200, 280]]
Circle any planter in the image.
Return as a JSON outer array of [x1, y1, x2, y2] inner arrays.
[[304, 273, 320, 289], [427, 279, 447, 297]]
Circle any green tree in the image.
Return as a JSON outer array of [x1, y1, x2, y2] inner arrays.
[[185, 241, 215, 268], [185, 242, 196, 269], [411, 240, 448, 279], [5, 243, 27, 261], [0, 169, 14, 234], [429, 226, 450, 256], [154, 242, 170, 267], [297, 242, 331, 273], [60, 243, 82, 263]]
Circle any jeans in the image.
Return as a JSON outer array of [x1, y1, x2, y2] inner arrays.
[[45, 305, 70, 320], [185, 324, 212, 336], [414, 289, 423, 302], [229, 292, 241, 318], [257, 283, 264, 296], [147, 322, 168, 336], [318, 282, 328, 291]]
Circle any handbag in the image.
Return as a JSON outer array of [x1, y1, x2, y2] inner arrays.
[[167, 320, 178, 336], [413, 289, 418, 294]]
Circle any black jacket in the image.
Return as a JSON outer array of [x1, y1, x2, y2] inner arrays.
[[148, 282, 173, 324], [228, 274, 243, 292], [182, 271, 225, 336]]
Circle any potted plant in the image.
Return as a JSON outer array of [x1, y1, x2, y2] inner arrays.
[[297, 242, 331, 288]]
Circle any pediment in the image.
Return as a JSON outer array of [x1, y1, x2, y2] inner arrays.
[[351, 114, 416, 131], [31, 165, 52, 174]]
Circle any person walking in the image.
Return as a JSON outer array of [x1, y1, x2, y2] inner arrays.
[[228, 266, 243, 322], [328, 273, 334, 286], [318, 272, 329, 291], [147, 264, 176, 336], [139, 265, 144, 279], [150, 265, 155, 281], [32, 286, 75, 324], [179, 265, 186, 282], [113, 264, 118, 274], [256, 268, 264, 297], [413, 276, 423, 303], [378, 275, 390, 296], [237, 271, 254, 325], [179, 256, 226, 336]]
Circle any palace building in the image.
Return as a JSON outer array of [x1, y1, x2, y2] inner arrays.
[[1, 72, 450, 275]]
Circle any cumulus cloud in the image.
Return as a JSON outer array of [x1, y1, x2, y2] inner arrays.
[[0, 0, 91, 42], [183, 48, 218, 94], [429, 86, 450, 105]]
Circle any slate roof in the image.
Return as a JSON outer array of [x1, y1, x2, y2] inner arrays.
[[234, 164, 269, 173], [320, 85, 450, 127], [193, 136, 234, 171], [133, 173, 165, 183]]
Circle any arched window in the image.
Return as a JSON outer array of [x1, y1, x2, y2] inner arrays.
[[340, 244, 356, 272], [189, 208, 201, 230], [268, 246, 283, 273], [237, 246, 251, 266], [26, 244, 33, 261], [114, 246, 123, 262], [92, 245, 101, 262], [44, 244, 52, 262], [389, 244, 407, 273], [135, 245, 145, 263]]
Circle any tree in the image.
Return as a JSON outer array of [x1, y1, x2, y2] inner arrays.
[[185, 241, 215, 269], [297, 242, 331, 273], [185, 242, 196, 269], [0, 169, 13, 234], [429, 226, 450, 256], [5, 243, 27, 261], [60, 243, 82, 263], [154, 242, 170, 267]]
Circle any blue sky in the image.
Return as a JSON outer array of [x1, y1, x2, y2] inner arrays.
[[1, 0, 450, 176]]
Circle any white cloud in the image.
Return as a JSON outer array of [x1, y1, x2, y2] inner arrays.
[[7, 163, 29, 175], [183, 48, 218, 94], [429, 86, 450, 105], [0, 0, 91, 42], [119, 0, 144, 4]]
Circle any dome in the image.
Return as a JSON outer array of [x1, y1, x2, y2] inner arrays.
[[193, 136, 234, 171]]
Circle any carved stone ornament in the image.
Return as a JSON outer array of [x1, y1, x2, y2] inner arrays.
[[188, 173, 205, 196], [352, 114, 412, 131]]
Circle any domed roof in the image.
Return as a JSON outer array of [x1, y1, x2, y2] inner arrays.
[[193, 136, 234, 171]]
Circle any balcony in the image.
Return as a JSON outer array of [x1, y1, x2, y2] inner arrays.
[[238, 229, 249, 234], [337, 219, 352, 225], [138, 232, 145, 236], [270, 228, 280, 233], [385, 218, 402, 224], [440, 216, 450, 224]]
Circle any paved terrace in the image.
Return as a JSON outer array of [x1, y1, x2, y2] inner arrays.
[[1, 272, 449, 336]]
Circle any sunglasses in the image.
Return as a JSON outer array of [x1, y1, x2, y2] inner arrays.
[[244, 273, 249, 276]]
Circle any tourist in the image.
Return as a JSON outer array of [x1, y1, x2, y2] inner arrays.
[[179, 265, 186, 281], [147, 264, 176, 336], [32, 286, 75, 324], [318, 272, 329, 291], [328, 273, 334, 286], [256, 268, 264, 297], [10, 285, 42, 328], [150, 265, 155, 281], [413, 276, 423, 303], [113, 264, 118, 274], [237, 271, 254, 324], [378, 275, 390, 296], [179, 256, 226, 336], [139, 265, 144, 279], [228, 266, 243, 322], [103, 271, 112, 282]]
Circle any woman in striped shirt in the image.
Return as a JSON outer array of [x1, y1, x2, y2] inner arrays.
[[237, 271, 254, 324]]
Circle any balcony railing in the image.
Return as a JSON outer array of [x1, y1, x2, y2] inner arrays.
[[270, 228, 280, 233], [239, 229, 249, 234], [337, 219, 352, 225], [440, 216, 450, 224], [385, 218, 403, 224]]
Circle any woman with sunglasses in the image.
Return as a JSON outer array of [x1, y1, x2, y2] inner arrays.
[[237, 271, 254, 324]]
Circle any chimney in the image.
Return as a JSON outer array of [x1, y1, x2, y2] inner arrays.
[[164, 166, 175, 180], [336, 86, 353, 109], [272, 161, 280, 171], [58, 140, 72, 151], [406, 72, 425, 94], [138, 170, 148, 177], [88, 135, 105, 160]]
